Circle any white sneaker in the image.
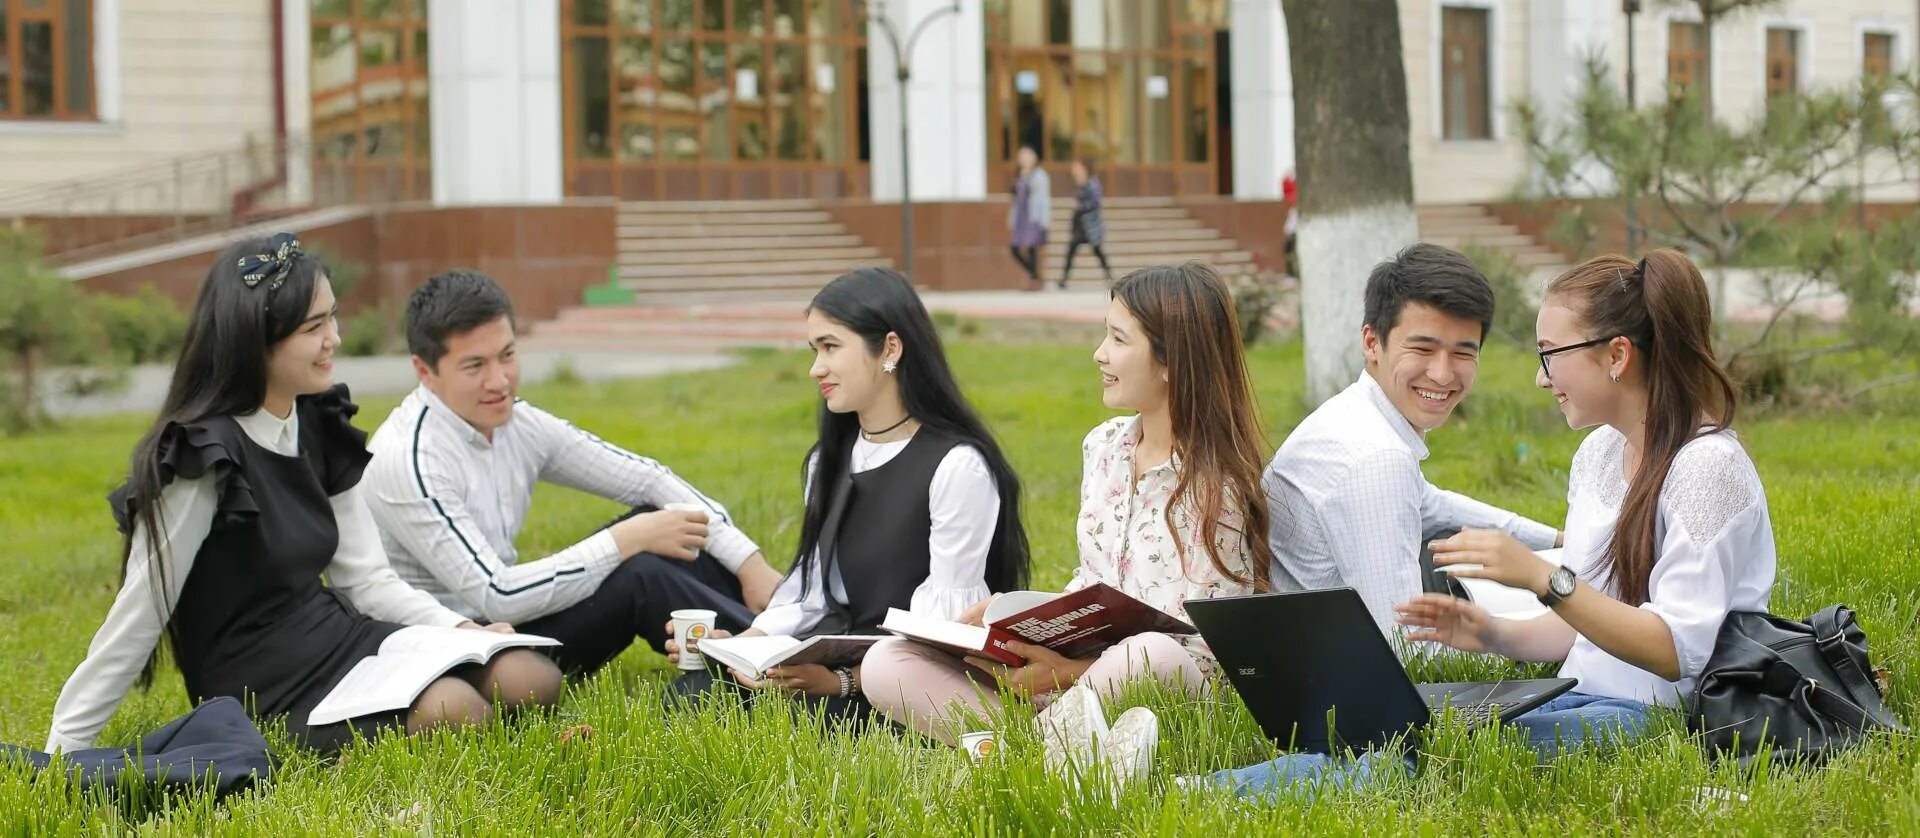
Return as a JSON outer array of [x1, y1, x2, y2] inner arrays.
[[1037, 683, 1109, 782], [1036, 684, 1160, 796], [1102, 706, 1160, 789]]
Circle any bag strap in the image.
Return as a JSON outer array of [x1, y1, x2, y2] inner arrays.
[[1808, 606, 1904, 731]]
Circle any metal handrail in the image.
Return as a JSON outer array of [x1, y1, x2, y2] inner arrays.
[[1, 132, 430, 265]]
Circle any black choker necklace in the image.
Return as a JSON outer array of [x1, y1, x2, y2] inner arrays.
[[860, 415, 913, 439]]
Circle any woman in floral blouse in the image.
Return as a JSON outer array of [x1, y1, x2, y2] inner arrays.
[[861, 262, 1275, 745]]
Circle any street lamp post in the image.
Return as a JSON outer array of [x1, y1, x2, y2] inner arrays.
[[867, 0, 961, 284], [1624, 0, 1641, 253]]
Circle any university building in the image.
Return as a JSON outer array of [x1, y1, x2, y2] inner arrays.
[[1, 0, 1914, 315]]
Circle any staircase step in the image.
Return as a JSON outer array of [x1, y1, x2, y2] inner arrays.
[[619, 272, 849, 293], [618, 257, 889, 280], [618, 246, 883, 265], [1045, 224, 1213, 240], [620, 234, 867, 252], [618, 287, 829, 306], [619, 199, 820, 212], [619, 209, 835, 226], [552, 303, 807, 322], [1048, 238, 1239, 255], [533, 319, 812, 339], [618, 222, 847, 237], [1424, 232, 1537, 249]]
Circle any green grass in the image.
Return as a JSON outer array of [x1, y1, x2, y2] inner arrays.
[[2, 340, 1917, 834]]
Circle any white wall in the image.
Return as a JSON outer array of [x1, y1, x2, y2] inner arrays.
[[427, 0, 564, 205], [867, 0, 987, 201]]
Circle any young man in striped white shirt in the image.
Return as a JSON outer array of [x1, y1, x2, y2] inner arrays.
[[1266, 243, 1562, 638], [364, 271, 783, 678]]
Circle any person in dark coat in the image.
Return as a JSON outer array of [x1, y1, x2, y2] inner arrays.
[[1060, 158, 1114, 288]]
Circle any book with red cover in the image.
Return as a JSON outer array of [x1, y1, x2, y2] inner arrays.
[[880, 583, 1197, 666]]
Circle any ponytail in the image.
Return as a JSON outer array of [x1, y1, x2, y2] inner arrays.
[[1545, 250, 1738, 604]]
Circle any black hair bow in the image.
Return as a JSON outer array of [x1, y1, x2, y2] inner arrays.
[[237, 233, 303, 292]]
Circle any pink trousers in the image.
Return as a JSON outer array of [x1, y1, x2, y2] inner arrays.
[[859, 632, 1205, 745]]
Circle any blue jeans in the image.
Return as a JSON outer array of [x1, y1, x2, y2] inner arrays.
[[1195, 692, 1651, 800]]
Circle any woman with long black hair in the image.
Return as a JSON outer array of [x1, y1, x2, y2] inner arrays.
[[46, 234, 561, 755], [668, 267, 1031, 721]]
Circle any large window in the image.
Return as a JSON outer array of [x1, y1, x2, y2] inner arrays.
[[561, 0, 868, 200], [984, 0, 1224, 197], [1765, 26, 1800, 100], [1, 0, 93, 120], [309, 0, 431, 203], [1667, 20, 1710, 109], [1864, 31, 1895, 81], [1439, 6, 1491, 141]]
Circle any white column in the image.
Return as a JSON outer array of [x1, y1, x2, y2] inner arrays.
[[428, 0, 564, 205], [281, 0, 313, 204], [1230, 0, 1293, 200], [1527, 0, 1614, 195], [868, 0, 987, 201]]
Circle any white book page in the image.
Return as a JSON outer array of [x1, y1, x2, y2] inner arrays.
[[1447, 550, 1563, 621], [698, 635, 803, 679], [982, 590, 1057, 624], [306, 652, 445, 727], [880, 608, 989, 651], [377, 625, 560, 659]]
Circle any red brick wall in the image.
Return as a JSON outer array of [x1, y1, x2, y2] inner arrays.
[[76, 201, 618, 321]]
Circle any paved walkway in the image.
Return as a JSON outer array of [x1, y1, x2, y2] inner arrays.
[[39, 349, 737, 419]]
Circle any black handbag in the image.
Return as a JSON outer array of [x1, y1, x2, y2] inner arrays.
[[1688, 605, 1903, 767]]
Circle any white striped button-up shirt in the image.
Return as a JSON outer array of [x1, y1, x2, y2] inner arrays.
[[364, 386, 761, 625]]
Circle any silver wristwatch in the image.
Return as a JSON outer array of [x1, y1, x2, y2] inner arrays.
[[1537, 565, 1577, 608]]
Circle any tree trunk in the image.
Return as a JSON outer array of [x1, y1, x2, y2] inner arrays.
[[1281, 0, 1421, 405], [17, 344, 40, 429]]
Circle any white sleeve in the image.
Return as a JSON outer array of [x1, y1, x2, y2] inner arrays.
[[325, 485, 469, 628], [1420, 480, 1559, 549], [526, 405, 762, 571], [1639, 447, 1770, 682], [364, 440, 622, 625], [909, 446, 999, 621], [46, 477, 214, 753]]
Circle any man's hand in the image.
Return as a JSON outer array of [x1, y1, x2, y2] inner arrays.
[[457, 621, 515, 634], [736, 553, 782, 612], [964, 640, 1090, 697], [610, 509, 710, 561], [749, 664, 844, 697], [956, 596, 997, 627]]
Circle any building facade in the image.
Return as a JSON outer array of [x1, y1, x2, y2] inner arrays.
[[1, 0, 1914, 210]]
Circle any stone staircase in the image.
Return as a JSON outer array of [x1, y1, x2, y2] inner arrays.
[[613, 199, 892, 305], [1416, 204, 1564, 271], [1047, 196, 1257, 285]]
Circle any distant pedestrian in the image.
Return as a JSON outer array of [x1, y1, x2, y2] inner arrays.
[[1008, 145, 1051, 292], [1061, 159, 1113, 289]]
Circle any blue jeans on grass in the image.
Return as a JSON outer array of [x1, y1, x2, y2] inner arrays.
[[1196, 692, 1651, 801]]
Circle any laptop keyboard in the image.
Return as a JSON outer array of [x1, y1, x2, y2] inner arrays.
[[1438, 703, 1499, 727]]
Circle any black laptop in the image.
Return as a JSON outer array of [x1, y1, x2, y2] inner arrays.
[[1187, 588, 1576, 754]]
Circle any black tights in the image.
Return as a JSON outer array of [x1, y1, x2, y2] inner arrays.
[[1009, 245, 1041, 281], [1062, 240, 1112, 284]]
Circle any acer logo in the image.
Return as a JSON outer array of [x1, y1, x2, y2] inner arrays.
[[1238, 667, 1259, 676]]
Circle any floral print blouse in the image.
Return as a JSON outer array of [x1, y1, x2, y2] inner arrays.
[[1066, 416, 1259, 674]]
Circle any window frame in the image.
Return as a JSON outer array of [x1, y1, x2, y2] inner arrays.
[[0, 0, 97, 122]]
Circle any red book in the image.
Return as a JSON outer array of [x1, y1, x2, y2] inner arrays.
[[880, 583, 1197, 667]]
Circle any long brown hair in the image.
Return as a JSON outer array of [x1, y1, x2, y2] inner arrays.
[[1111, 263, 1274, 590], [1545, 250, 1738, 605]]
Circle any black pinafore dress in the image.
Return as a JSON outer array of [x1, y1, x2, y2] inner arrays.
[[111, 384, 412, 753]]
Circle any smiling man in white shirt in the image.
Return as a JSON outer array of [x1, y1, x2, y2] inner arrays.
[[364, 271, 782, 678], [1266, 243, 1561, 637]]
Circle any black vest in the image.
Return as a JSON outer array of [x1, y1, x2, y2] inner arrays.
[[825, 427, 974, 633]]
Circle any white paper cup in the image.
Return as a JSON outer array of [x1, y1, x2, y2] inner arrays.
[[960, 731, 1000, 763], [671, 608, 718, 671], [663, 502, 710, 550]]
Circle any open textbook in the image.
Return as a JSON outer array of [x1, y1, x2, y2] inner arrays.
[[1442, 548, 1565, 621], [307, 626, 561, 726], [694, 634, 881, 681], [880, 583, 1195, 667]]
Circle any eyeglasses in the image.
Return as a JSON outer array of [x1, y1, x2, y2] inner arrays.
[[1537, 336, 1618, 381]]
